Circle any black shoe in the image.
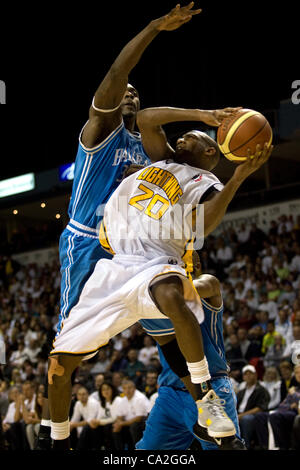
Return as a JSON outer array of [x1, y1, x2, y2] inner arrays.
[[34, 436, 52, 450], [219, 436, 247, 450]]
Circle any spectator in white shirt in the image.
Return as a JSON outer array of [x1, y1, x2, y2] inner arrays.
[[237, 223, 251, 244], [260, 367, 282, 411], [10, 341, 29, 368], [278, 281, 296, 304], [282, 325, 300, 360], [90, 349, 111, 376], [290, 246, 300, 273], [3, 381, 35, 450], [245, 289, 259, 311], [70, 386, 100, 449], [275, 309, 294, 343], [262, 248, 273, 274], [258, 293, 278, 321], [112, 379, 150, 450], [227, 267, 242, 287], [234, 282, 247, 301], [2, 387, 19, 428], [278, 215, 293, 234], [216, 238, 233, 266], [225, 253, 246, 274], [88, 382, 123, 450], [23, 339, 41, 366], [138, 336, 158, 367]]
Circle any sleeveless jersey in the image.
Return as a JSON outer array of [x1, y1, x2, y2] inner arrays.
[[157, 300, 229, 389], [66, 121, 150, 237], [100, 160, 223, 261]]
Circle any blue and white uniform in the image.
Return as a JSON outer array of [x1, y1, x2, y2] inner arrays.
[[136, 299, 242, 450], [56, 121, 150, 339]]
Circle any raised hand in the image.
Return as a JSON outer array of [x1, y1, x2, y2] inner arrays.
[[155, 2, 202, 31], [234, 143, 274, 182], [200, 107, 243, 127]]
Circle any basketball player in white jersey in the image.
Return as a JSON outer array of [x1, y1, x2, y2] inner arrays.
[[47, 96, 272, 449]]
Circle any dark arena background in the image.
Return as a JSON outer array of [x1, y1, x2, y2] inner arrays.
[[0, 0, 300, 462]]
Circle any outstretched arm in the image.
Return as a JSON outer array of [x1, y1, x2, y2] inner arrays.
[[136, 106, 241, 162], [82, 3, 202, 148], [203, 143, 274, 236]]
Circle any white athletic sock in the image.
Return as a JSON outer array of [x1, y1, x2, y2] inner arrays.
[[50, 420, 70, 440], [187, 357, 211, 384], [41, 419, 51, 428]]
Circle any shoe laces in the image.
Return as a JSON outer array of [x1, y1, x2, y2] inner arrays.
[[206, 397, 227, 419]]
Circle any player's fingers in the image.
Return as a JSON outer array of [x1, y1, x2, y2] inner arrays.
[[190, 8, 202, 15], [224, 107, 242, 113], [182, 1, 194, 10], [252, 144, 262, 163], [246, 148, 253, 160], [170, 4, 181, 15], [262, 144, 273, 162]]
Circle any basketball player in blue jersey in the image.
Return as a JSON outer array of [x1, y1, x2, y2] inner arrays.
[[137, 252, 246, 450], [40, 3, 204, 451]]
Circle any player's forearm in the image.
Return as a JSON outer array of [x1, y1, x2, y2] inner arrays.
[[203, 174, 246, 236], [137, 107, 206, 128], [111, 21, 160, 79], [94, 21, 159, 107]]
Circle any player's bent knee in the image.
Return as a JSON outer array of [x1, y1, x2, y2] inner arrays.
[[150, 277, 184, 313]]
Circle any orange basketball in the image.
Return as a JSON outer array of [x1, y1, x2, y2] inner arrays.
[[217, 108, 273, 162]]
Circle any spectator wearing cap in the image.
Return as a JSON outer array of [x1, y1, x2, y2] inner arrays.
[[237, 365, 270, 448]]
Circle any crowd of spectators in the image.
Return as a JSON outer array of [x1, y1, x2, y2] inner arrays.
[[0, 213, 300, 451]]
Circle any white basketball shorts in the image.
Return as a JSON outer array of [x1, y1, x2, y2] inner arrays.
[[50, 254, 204, 359]]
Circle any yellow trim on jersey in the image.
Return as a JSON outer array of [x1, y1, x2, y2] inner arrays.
[[182, 238, 194, 276], [99, 220, 115, 255], [49, 342, 109, 357], [150, 269, 189, 285]]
